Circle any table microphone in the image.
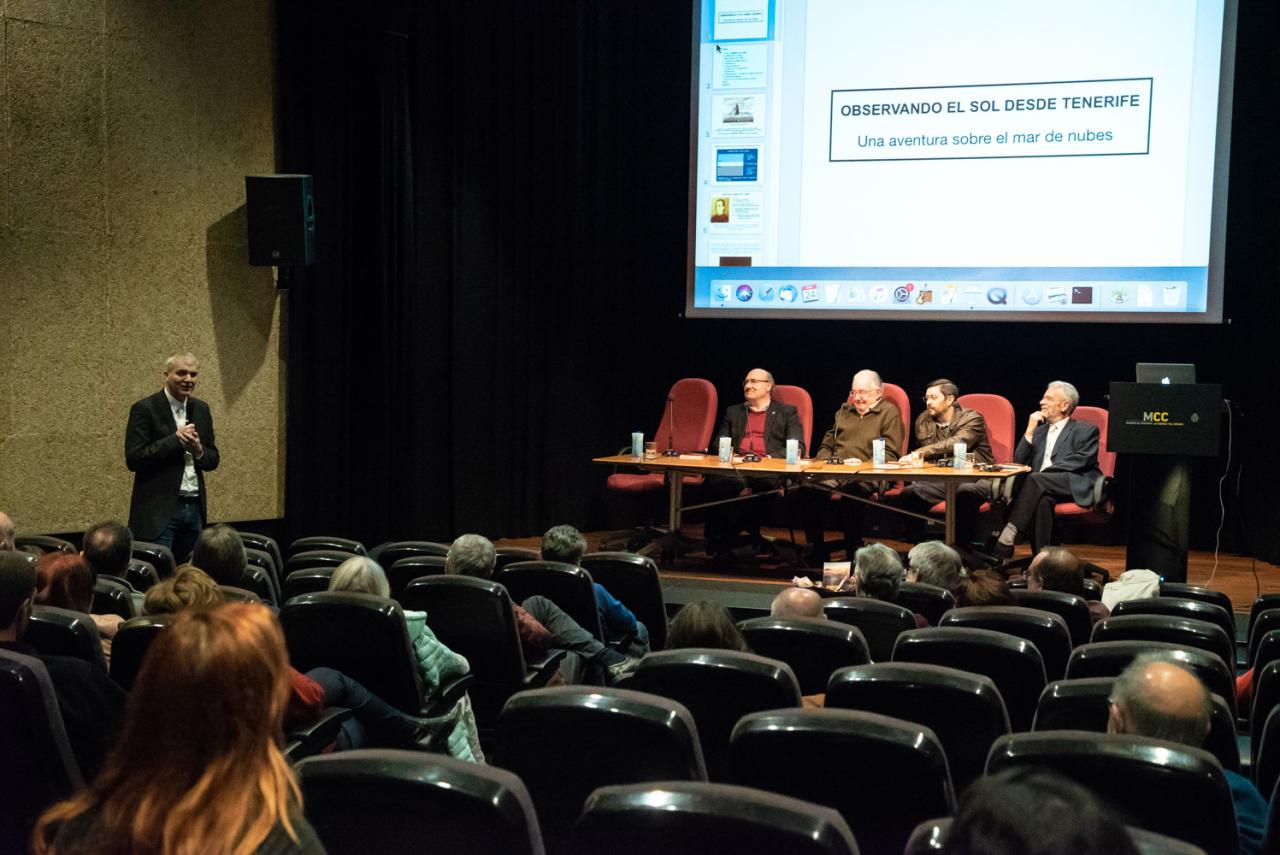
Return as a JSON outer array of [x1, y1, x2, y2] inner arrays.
[[827, 404, 844, 464], [664, 394, 680, 456]]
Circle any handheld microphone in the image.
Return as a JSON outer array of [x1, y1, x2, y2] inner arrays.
[[664, 394, 680, 456]]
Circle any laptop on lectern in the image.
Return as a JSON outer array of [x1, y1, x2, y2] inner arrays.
[[1136, 363, 1196, 385]]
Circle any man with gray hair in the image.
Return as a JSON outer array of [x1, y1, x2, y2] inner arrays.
[[770, 586, 826, 619], [800, 369, 903, 563], [125, 352, 219, 563], [853, 543, 927, 627], [190, 523, 248, 586], [1108, 654, 1266, 854], [0, 512, 14, 550], [993, 380, 1101, 559], [906, 540, 962, 593]]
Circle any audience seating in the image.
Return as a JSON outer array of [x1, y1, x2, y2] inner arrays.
[[281, 591, 466, 717], [283, 566, 337, 601], [282, 706, 356, 764], [297, 749, 545, 855], [244, 547, 282, 601], [736, 617, 871, 695], [579, 551, 669, 651], [572, 781, 861, 855], [1249, 594, 1280, 644], [1249, 611, 1280, 667], [823, 597, 917, 662], [1251, 661, 1280, 727], [1111, 597, 1237, 652], [234, 564, 276, 604], [825, 661, 1009, 793], [605, 378, 718, 497], [496, 686, 706, 849], [289, 536, 366, 557], [896, 581, 956, 628], [1161, 582, 1233, 615], [987, 731, 1237, 855], [387, 555, 447, 599], [495, 546, 540, 572], [1081, 578, 1103, 601], [1091, 614, 1235, 677], [1251, 705, 1280, 807], [368, 540, 451, 567], [1067, 640, 1236, 719], [109, 614, 176, 689], [218, 585, 263, 604], [2, 550, 36, 570], [92, 575, 138, 619], [399, 576, 564, 732], [731, 708, 953, 855], [1252, 630, 1280, 680], [285, 549, 359, 575], [1263, 778, 1280, 855], [25, 606, 107, 671], [619, 648, 801, 781], [892, 626, 1046, 731], [904, 817, 1212, 855], [939, 605, 1072, 681], [239, 531, 285, 579], [1009, 588, 1094, 648], [1033, 677, 1240, 773], [15, 534, 76, 555], [0, 649, 83, 855], [132, 541, 175, 578], [124, 558, 159, 593], [496, 561, 606, 643]]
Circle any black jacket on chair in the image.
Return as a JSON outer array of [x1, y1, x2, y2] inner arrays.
[[125, 391, 219, 539]]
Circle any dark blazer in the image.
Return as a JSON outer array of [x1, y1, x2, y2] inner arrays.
[[717, 401, 805, 458], [1014, 417, 1101, 506], [125, 391, 219, 539]]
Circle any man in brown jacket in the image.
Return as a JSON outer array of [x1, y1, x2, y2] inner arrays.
[[898, 379, 994, 545]]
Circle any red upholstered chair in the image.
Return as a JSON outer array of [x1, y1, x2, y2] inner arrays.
[[770, 385, 813, 457], [926, 393, 1015, 515], [606, 378, 718, 497], [1052, 405, 1116, 525], [877, 382, 910, 498]]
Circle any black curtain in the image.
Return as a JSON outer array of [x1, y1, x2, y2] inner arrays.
[[277, 1, 1280, 561]]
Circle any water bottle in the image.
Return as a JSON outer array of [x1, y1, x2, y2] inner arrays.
[[872, 437, 885, 467], [718, 436, 733, 462], [954, 440, 968, 469], [631, 432, 644, 458], [785, 438, 799, 465]]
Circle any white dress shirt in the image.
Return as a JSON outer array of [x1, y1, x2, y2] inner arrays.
[[1040, 419, 1067, 471], [164, 388, 201, 496]]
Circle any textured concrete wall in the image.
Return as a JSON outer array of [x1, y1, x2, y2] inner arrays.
[[0, 0, 284, 534]]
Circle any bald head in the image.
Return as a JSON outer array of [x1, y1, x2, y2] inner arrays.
[[743, 368, 775, 409], [771, 587, 825, 619], [1028, 546, 1084, 596], [1108, 655, 1211, 747], [0, 513, 14, 551]]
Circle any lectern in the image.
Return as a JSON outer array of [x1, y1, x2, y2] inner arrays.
[[1107, 382, 1223, 581]]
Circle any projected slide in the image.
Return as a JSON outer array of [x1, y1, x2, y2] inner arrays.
[[688, 0, 1234, 322]]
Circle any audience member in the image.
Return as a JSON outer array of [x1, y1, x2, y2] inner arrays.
[[445, 533, 636, 684], [956, 569, 1014, 608], [770, 587, 826, 619], [189, 523, 249, 586], [906, 540, 963, 593], [943, 766, 1138, 855], [0, 511, 14, 550], [541, 524, 650, 653], [1108, 654, 1266, 855], [0, 551, 126, 781], [853, 543, 927, 627], [1027, 546, 1109, 623], [81, 521, 133, 581], [33, 604, 324, 854], [665, 600, 751, 652], [142, 565, 223, 616], [35, 552, 123, 666]]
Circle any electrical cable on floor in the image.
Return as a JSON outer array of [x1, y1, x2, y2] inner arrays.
[[1204, 404, 1232, 586]]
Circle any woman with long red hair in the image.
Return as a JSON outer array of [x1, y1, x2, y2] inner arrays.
[[33, 603, 325, 854], [35, 552, 124, 665]]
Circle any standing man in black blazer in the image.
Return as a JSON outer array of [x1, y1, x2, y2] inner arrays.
[[125, 353, 219, 563], [703, 368, 804, 560], [992, 380, 1100, 558]]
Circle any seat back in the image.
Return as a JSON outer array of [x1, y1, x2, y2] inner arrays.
[[497, 686, 706, 848], [939, 605, 1073, 681], [495, 561, 604, 641], [1091, 614, 1234, 678], [653, 378, 719, 455], [123, 558, 159, 593], [297, 749, 544, 855], [26, 606, 107, 671], [1009, 589, 1093, 648], [281, 592, 426, 713], [895, 582, 956, 629], [1033, 677, 1239, 773], [620, 648, 801, 781], [580, 552, 669, 651], [573, 781, 861, 855], [15, 534, 76, 556], [1252, 705, 1280, 809], [1111, 598, 1236, 652], [244, 547, 281, 602], [495, 546, 540, 572], [1249, 594, 1280, 644], [110, 614, 176, 689], [283, 566, 337, 601], [219, 585, 263, 604], [955, 393, 1016, 462], [285, 549, 358, 574], [731, 708, 953, 855], [0, 649, 83, 854], [288, 536, 366, 557], [823, 597, 916, 662], [1160, 582, 1232, 615], [400, 576, 527, 685], [737, 618, 871, 695], [132, 541, 175, 578], [826, 662, 1009, 793], [1066, 641, 1235, 718], [388, 556, 448, 600], [1249, 611, 1280, 666], [235, 564, 276, 604], [905, 817, 1214, 855], [875, 383, 911, 451], [238, 531, 284, 572], [92, 575, 138, 619], [987, 731, 1236, 855], [771, 384, 814, 456], [1072, 406, 1116, 477], [368, 540, 451, 567], [1252, 661, 1280, 726], [892, 626, 1046, 731]]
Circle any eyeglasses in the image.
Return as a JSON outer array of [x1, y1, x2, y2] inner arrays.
[[850, 389, 876, 398], [743, 379, 770, 386]]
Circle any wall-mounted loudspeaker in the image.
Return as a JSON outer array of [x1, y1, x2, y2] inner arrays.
[[245, 174, 316, 266]]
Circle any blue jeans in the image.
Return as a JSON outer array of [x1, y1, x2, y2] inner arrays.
[[306, 667, 421, 749], [155, 497, 203, 564]]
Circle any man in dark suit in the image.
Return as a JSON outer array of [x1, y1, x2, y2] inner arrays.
[[992, 381, 1101, 558], [125, 353, 219, 564], [703, 368, 804, 559]]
